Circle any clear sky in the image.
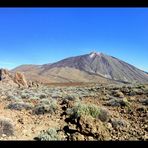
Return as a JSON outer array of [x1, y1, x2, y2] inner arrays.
[[0, 8, 147, 71]]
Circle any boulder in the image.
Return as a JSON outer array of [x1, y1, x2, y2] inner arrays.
[[77, 115, 111, 140]]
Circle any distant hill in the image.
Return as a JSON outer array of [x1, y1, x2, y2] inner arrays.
[[12, 52, 148, 84]]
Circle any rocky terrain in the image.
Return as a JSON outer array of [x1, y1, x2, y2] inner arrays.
[[1, 51, 148, 141], [0, 76, 148, 140]]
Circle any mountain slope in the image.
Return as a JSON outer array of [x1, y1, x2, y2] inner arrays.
[[13, 65, 42, 72], [12, 52, 148, 83], [13, 65, 115, 84]]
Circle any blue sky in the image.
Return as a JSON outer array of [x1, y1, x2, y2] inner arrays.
[[0, 8, 147, 71]]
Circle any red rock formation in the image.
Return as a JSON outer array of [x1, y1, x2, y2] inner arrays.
[[13, 72, 28, 88], [0, 69, 28, 88]]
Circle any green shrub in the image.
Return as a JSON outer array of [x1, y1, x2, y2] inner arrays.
[[66, 102, 111, 122], [35, 128, 61, 141], [33, 100, 57, 115], [66, 103, 100, 119]]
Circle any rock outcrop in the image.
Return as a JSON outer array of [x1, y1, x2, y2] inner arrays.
[[14, 72, 28, 88], [0, 69, 13, 81], [0, 68, 28, 88]]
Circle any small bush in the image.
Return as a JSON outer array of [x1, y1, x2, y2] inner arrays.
[[33, 100, 57, 115], [98, 107, 110, 122], [40, 99, 51, 105], [20, 93, 30, 99], [30, 96, 40, 100], [111, 118, 128, 129], [39, 94, 47, 99], [7, 102, 33, 111], [106, 99, 121, 107], [121, 87, 130, 94], [140, 99, 148, 106], [50, 99, 57, 108], [107, 98, 130, 107], [129, 91, 137, 96], [112, 90, 124, 98], [35, 128, 61, 141], [7, 94, 21, 100], [63, 95, 79, 102], [129, 88, 143, 96], [0, 117, 14, 137], [66, 103, 110, 122], [66, 103, 100, 119], [143, 88, 148, 95]]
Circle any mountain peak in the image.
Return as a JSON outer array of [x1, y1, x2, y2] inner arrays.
[[89, 51, 102, 58], [13, 51, 148, 84]]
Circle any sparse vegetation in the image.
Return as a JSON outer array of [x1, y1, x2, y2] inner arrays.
[[0, 81, 147, 140]]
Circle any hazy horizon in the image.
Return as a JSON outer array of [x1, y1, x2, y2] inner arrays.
[[0, 8, 147, 72]]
